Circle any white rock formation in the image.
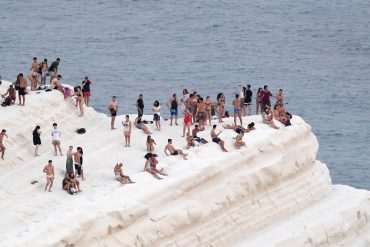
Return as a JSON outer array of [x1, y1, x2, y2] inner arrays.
[[0, 81, 369, 247]]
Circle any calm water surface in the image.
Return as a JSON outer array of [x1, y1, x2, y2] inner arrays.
[[0, 0, 369, 189]]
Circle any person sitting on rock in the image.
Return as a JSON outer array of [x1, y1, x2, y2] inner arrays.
[[164, 139, 188, 160], [211, 125, 228, 152], [144, 153, 167, 179], [146, 135, 156, 152], [262, 106, 278, 129], [134, 116, 152, 134], [192, 124, 208, 144], [186, 133, 196, 149], [114, 163, 135, 184], [1, 85, 16, 106], [233, 131, 246, 149]]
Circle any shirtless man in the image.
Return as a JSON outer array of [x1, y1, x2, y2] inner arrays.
[[0, 129, 8, 160], [108, 96, 118, 130], [50, 75, 64, 93], [18, 73, 27, 106], [40, 59, 48, 86], [51, 123, 63, 156], [29, 57, 40, 90], [164, 139, 188, 160], [114, 163, 135, 184], [211, 125, 228, 152], [196, 97, 206, 130], [234, 131, 246, 149], [43, 160, 55, 192], [192, 124, 208, 144], [73, 147, 83, 179], [232, 94, 243, 125], [1, 85, 16, 105]]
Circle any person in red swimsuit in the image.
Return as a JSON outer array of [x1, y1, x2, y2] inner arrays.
[[182, 108, 192, 137]]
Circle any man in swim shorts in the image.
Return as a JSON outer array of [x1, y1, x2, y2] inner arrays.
[[0, 129, 8, 160], [232, 94, 242, 125], [211, 125, 228, 152], [164, 139, 188, 160], [73, 147, 83, 179], [192, 124, 208, 144], [17, 73, 27, 106], [43, 160, 55, 192]]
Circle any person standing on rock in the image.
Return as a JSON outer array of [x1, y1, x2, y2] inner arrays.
[[243, 84, 253, 116], [51, 123, 63, 156], [122, 115, 131, 147], [0, 129, 8, 160], [32, 126, 41, 156], [43, 160, 55, 192], [261, 85, 273, 114], [48, 58, 60, 83], [108, 96, 118, 130], [18, 73, 27, 106], [136, 94, 144, 118], [74, 147, 84, 180], [66, 146, 74, 174], [82, 76, 92, 106]]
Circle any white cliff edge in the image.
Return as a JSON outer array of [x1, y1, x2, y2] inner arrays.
[[0, 81, 369, 247]]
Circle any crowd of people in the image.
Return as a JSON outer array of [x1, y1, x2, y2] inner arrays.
[[0, 57, 293, 193]]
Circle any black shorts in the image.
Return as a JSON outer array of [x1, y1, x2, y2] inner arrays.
[[171, 151, 178, 155], [153, 113, 160, 121], [18, 88, 26, 96], [74, 164, 82, 175], [197, 112, 205, 120], [212, 137, 221, 144], [138, 108, 143, 117], [110, 108, 117, 117]]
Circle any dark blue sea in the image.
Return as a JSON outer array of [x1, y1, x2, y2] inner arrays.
[[0, 0, 369, 189]]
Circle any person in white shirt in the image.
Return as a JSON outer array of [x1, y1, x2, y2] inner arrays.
[[51, 123, 63, 156], [152, 100, 161, 131]]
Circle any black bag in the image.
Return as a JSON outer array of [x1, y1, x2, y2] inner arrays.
[[76, 128, 86, 134]]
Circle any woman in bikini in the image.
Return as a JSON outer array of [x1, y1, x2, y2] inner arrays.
[[205, 96, 212, 126], [75, 86, 84, 117], [256, 87, 263, 115], [217, 93, 225, 123], [182, 108, 192, 137], [143, 153, 167, 179]]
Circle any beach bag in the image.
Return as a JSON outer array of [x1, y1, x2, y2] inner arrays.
[[76, 128, 86, 134]]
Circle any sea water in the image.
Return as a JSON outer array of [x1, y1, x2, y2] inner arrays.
[[0, 0, 369, 189]]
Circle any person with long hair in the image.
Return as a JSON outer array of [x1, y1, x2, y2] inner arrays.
[[256, 87, 263, 114], [122, 115, 131, 147], [152, 100, 161, 131], [32, 126, 41, 156], [217, 93, 225, 123]]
